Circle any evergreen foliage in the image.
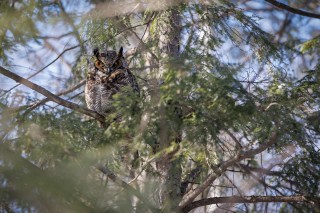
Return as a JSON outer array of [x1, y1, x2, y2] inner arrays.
[[0, 0, 319, 212]]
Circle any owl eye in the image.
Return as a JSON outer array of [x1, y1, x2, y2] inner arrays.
[[94, 60, 106, 70]]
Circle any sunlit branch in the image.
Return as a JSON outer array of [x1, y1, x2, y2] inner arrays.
[[0, 66, 105, 123], [128, 156, 156, 184]]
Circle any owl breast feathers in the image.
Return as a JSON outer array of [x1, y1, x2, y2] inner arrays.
[[85, 47, 139, 116]]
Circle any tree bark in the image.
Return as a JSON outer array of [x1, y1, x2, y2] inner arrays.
[[153, 7, 182, 211]]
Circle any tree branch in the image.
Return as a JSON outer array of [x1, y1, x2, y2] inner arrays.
[[4, 45, 80, 94], [265, 0, 320, 19], [0, 66, 105, 123], [182, 195, 319, 212], [22, 80, 86, 115], [179, 131, 278, 208]]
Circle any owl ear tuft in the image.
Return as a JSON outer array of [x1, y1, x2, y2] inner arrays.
[[118, 46, 123, 57], [93, 48, 99, 58]]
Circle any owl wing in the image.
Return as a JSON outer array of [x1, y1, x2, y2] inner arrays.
[[85, 66, 97, 111], [106, 69, 139, 92]]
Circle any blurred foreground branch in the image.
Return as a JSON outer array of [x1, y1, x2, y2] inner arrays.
[[0, 143, 94, 213]]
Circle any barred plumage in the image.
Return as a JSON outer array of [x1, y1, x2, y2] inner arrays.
[[85, 47, 139, 117]]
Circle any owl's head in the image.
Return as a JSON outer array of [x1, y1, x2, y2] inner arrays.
[[93, 47, 119, 74], [100, 51, 117, 67], [110, 47, 127, 71]]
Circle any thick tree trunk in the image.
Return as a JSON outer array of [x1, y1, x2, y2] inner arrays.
[[153, 8, 182, 212]]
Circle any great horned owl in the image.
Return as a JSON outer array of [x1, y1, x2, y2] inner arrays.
[[103, 47, 139, 94], [85, 47, 139, 118]]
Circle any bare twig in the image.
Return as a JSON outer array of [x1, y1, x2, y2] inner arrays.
[[36, 32, 74, 40], [4, 45, 80, 94], [126, 13, 159, 63], [57, 1, 84, 51]]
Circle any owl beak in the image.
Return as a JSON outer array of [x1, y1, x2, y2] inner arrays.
[[107, 67, 112, 74]]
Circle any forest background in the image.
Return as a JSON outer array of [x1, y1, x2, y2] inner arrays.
[[0, 0, 319, 212]]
